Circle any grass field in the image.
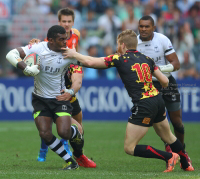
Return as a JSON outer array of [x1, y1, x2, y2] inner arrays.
[[0, 121, 199, 179]]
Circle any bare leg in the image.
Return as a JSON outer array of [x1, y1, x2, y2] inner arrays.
[[153, 118, 176, 145], [124, 122, 149, 155], [34, 116, 53, 142]]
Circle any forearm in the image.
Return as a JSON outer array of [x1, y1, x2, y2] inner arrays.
[[73, 52, 99, 68], [70, 79, 82, 94], [6, 49, 23, 68]]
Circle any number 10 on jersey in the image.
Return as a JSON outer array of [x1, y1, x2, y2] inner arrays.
[[131, 63, 152, 82]]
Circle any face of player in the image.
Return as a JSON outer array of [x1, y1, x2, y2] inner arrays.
[[51, 33, 67, 52], [138, 20, 155, 41], [59, 15, 74, 34]]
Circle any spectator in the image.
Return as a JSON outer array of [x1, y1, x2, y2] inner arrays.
[[102, 45, 118, 80], [76, 0, 90, 20], [176, 0, 194, 14], [89, 0, 111, 15], [38, 0, 52, 15], [97, 6, 122, 48], [178, 51, 198, 79], [122, 4, 138, 32], [83, 45, 99, 79], [115, 0, 129, 22]]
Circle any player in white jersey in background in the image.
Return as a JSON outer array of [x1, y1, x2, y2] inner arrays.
[[137, 15, 192, 165], [6, 25, 84, 170]]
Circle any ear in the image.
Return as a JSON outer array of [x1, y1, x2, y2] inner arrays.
[[122, 43, 126, 49], [153, 26, 156, 31], [48, 38, 54, 43]]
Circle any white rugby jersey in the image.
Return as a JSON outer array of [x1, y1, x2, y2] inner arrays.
[[137, 32, 175, 80], [22, 42, 77, 98]]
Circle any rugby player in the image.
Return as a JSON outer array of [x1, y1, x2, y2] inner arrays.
[[62, 29, 194, 172], [6, 25, 85, 170], [29, 8, 96, 168], [137, 15, 191, 163]]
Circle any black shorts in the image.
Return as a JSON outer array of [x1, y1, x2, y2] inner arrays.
[[153, 75, 180, 103], [32, 93, 73, 122], [70, 97, 81, 116], [128, 94, 166, 127]]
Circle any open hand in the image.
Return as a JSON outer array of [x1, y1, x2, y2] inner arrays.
[[61, 46, 77, 59]]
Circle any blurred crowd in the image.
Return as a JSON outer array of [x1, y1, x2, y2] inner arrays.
[[4, 0, 200, 80]]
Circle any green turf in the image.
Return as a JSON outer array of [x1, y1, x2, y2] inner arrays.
[[0, 121, 199, 179]]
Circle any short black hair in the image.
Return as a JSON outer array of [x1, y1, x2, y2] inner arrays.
[[47, 25, 66, 40], [139, 15, 154, 26]]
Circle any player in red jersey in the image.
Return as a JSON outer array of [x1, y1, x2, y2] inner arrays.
[[29, 8, 96, 168]]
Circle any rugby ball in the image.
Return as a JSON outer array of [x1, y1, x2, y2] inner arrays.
[[23, 52, 40, 67]]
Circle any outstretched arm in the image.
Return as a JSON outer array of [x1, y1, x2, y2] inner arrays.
[[62, 48, 108, 69], [153, 69, 169, 87]]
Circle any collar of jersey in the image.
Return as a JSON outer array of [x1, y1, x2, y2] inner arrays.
[[126, 49, 138, 53]]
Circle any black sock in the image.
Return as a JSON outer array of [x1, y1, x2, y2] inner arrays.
[[45, 135, 72, 163], [72, 136, 84, 158], [134, 145, 172, 161], [169, 139, 189, 169], [71, 125, 77, 139], [69, 125, 84, 158]]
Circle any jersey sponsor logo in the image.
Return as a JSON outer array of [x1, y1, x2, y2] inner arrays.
[[145, 44, 151, 47], [153, 56, 161, 62], [142, 117, 151, 124], [57, 57, 62, 64], [154, 46, 159, 52], [40, 65, 60, 73], [62, 105, 67, 110]]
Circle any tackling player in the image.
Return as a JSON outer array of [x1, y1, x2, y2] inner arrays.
[[62, 29, 194, 172], [29, 8, 96, 168], [6, 25, 84, 170], [137, 15, 191, 163]]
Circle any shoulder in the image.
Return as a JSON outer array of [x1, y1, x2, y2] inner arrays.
[[137, 35, 142, 44], [154, 32, 170, 41], [71, 28, 80, 39]]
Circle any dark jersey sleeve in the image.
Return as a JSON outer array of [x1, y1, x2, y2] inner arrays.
[[145, 56, 159, 73], [104, 54, 121, 68]]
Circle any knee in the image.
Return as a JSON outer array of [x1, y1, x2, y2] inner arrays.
[[39, 130, 52, 142], [172, 122, 184, 134], [57, 129, 71, 140], [124, 144, 135, 156]]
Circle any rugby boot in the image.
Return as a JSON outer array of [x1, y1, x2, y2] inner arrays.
[[37, 148, 48, 162], [74, 154, 96, 168], [62, 160, 79, 170], [163, 152, 179, 172]]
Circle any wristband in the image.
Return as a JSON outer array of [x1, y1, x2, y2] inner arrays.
[[64, 89, 75, 96], [6, 49, 22, 68], [159, 64, 174, 72]]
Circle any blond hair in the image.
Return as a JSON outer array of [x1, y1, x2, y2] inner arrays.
[[117, 29, 138, 49]]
